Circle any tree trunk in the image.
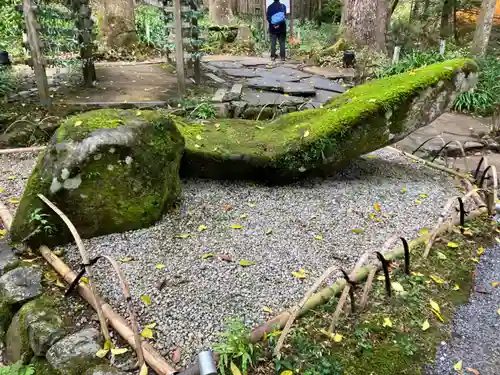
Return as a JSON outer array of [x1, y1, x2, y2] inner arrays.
[[342, 0, 390, 52], [471, 0, 497, 57], [440, 0, 453, 38], [101, 0, 137, 48], [209, 0, 234, 25]]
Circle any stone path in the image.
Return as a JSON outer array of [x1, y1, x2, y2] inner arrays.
[[394, 112, 500, 173], [203, 56, 355, 119]]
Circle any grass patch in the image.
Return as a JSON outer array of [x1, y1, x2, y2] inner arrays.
[[269, 215, 495, 375]]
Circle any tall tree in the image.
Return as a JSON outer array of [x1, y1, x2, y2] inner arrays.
[[471, 0, 497, 57], [209, 0, 234, 25], [101, 0, 137, 48], [342, 0, 390, 52]]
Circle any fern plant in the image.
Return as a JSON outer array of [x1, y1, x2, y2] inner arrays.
[[0, 362, 35, 375]]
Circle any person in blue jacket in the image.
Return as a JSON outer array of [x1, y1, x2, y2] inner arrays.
[[266, 0, 287, 61]]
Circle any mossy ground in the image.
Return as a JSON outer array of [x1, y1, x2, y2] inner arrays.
[[259, 215, 495, 375]]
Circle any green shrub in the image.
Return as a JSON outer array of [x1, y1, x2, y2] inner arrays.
[[135, 4, 170, 51], [0, 68, 20, 97], [0, 362, 35, 375]]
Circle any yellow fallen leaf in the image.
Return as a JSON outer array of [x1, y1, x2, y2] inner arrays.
[[377, 275, 386, 281], [477, 247, 484, 256], [430, 275, 445, 284], [80, 277, 88, 284], [240, 214, 248, 219], [265, 228, 273, 235], [497, 308, 500, 316], [447, 242, 459, 248], [230, 361, 242, 375], [419, 228, 429, 235], [430, 299, 441, 313], [0, 229, 6, 239], [373, 203, 381, 212], [351, 228, 364, 234], [139, 364, 148, 375], [400, 186, 407, 193], [136, 110, 142, 116], [496, 237, 500, 243], [174, 233, 190, 239], [202, 253, 215, 259], [292, 269, 307, 279], [7, 197, 19, 204], [141, 327, 153, 339], [141, 295, 151, 306], [471, 257, 480, 263], [453, 284, 460, 291], [103, 339, 113, 350], [7, 175, 16, 180], [432, 309, 445, 322], [422, 319, 430, 331], [437, 251, 447, 260], [155, 264, 166, 270], [303, 130, 310, 138], [198, 225, 208, 232], [230, 224, 243, 229], [247, 203, 256, 207], [95, 348, 109, 358], [74, 120, 83, 126], [118, 257, 134, 263], [382, 317, 392, 327], [111, 347, 129, 355], [263, 306, 273, 313], [280, 371, 293, 375], [239, 259, 256, 267], [333, 333, 343, 342], [0, 187, 4, 193], [314, 235, 323, 240], [492, 281, 499, 288], [412, 272, 425, 277], [415, 199, 421, 205], [366, 155, 377, 159], [454, 360, 463, 371], [391, 282, 405, 293], [145, 322, 157, 329], [419, 193, 428, 199]]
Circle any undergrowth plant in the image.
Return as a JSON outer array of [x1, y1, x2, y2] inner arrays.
[[190, 102, 216, 120], [0, 68, 20, 98], [23, 207, 56, 242], [0, 362, 35, 375], [213, 318, 260, 375]]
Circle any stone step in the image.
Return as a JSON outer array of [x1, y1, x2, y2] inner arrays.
[[205, 73, 226, 84]]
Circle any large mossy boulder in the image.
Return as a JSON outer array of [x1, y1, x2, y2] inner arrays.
[[5, 297, 67, 364], [10, 109, 185, 246], [176, 59, 477, 182]]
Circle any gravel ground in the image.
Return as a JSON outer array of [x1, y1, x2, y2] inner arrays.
[[427, 242, 500, 375], [0, 147, 466, 365]]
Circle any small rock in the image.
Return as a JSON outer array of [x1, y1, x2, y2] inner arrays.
[[0, 241, 20, 276], [46, 328, 104, 375], [85, 364, 129, 375], [5, 298, 66, 363], [213, 103, 231, 118], [0, 267, 42, 304], [231, 101, 248, 118]]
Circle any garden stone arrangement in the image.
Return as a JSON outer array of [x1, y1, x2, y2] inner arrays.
[[0, 59, 479, 368], [204, 58, 352, 119]]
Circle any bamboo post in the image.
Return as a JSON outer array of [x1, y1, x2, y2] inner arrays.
[[23, 0, 50, 106], [37, 194, 111, 344], [0, 203, 176, 375], [392, 45, 401, 64], [0, 146, 46, 155], [173, 0, 186, 94]]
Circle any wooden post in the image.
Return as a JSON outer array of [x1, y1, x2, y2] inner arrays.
[[173, 0, 186, 94], [189, 1, 201, 84], [262, 0, 268, 38], [23, 0, 50, 106], [439, 39, 446, 56], [392, 45, 401, 64]]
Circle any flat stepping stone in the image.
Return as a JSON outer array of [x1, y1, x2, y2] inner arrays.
[[208, 61, 243, 69], [314, 89, 341, 104], [246, 77, 282, 91], [256, 69, 301, 82], [240, 58, 269, 67], [241, 91, 282, 106], [223, 68, 257, 78], [212, 89, 227, 102], [302, 66, 356, 79], [276, 94, 306, 105], [205, 73, 226, 83], [269, 67, 312, 79], [282, 82, 316, 96], [305, 76, 346, 93], [223, 84, 243, 101]]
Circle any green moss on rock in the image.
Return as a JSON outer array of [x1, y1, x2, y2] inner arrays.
[[10, 109, 185, 246], [176, 59, 477, 181]]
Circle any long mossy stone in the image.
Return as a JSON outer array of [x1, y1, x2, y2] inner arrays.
[[10, 109, 185, 247], [176, 59, 477, 182]]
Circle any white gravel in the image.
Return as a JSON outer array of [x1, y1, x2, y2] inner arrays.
[[0, 147, 464, 365]]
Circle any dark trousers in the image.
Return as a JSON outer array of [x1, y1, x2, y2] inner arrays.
[[270, 32, 286, 59]]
